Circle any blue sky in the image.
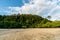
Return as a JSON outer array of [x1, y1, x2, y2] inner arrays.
[[0, 0, 30, 7], [0, 0, 23, 7], [0, 0, 25, 15], [0, 0, 60, 20], [0, 0, 30, 15]]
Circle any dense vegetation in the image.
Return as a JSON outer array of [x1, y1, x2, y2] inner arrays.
[[0, 14, 60, 28]]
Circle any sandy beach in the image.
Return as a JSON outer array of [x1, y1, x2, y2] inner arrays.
[[0, 28, 60, 40]]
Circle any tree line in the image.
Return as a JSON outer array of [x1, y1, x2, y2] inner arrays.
[[0, 14, 60, 28]]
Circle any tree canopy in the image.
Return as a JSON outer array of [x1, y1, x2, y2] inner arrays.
[[0, 14, 59, 28]]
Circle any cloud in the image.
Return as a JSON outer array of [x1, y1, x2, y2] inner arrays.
[[50, 7, 60, 21], [1, 0, 60, 20], [8, 0, 54, 15]]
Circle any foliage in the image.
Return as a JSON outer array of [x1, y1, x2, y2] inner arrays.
[[0, 14, 60, 28]]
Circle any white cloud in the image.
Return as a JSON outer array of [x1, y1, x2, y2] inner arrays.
[[8, 0, 53, 15], [2, 0, 60, 20]]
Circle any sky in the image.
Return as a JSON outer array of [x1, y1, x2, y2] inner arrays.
[[0, 0, 60, 21]]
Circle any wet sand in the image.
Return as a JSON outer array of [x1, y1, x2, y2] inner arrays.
[[0, 28, 60, 40]]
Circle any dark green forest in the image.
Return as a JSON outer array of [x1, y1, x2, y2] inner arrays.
[[0, 14, 60, 28]]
